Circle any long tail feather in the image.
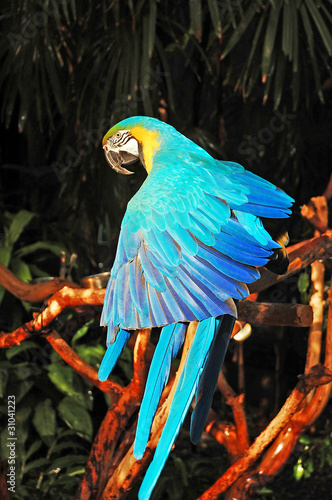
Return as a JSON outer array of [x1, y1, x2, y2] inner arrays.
[[134, 322, 187, 459], [98, 329, 131, 381], [138, 317, 216, 500], [190, 314, 235, 444]]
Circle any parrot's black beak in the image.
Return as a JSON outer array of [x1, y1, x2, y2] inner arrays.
[[103, 145, 138, 175]]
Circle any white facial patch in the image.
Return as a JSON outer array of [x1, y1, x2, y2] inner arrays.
[[106, 130, 139, 157]]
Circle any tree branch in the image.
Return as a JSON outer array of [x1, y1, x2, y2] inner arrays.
[[76, 328, 151, 500], [0, 287, 105, 347], [198, 365, 332, 500], [237, 301, 313, 327], [218, 371, 250, 456], [0, 262, 79, 302], [44, 329, 120, 397], [249, 231, 332, 294]]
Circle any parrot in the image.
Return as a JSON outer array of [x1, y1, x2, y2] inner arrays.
[[98, 116, 293, 499]]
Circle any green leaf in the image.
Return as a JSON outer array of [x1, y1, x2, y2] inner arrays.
[[0, 246, 12, 267], [148, 0, 157, 58], [294, 460, 304, 480], [172, 456, 189, 487], [71, 319, 94, 346], [25, 440, 43, 462], [300, 3, 324, 103], [57, 396, 93, 441], [68, 466, 86, 476], [74, 344, 105, 368], [299, 434, 312, 445], [222, 4, 258, 59], [0, 369, 8, 398], [290, 0, 299, 73], [5, 341, 42, 360], [5, 210, 35, 247], [117, 346, 133, 380], [262, 2, 281, 81], [46, 454, 87, 473], [10, 379, 35, 404], [0, 246, 13, 305], [50, 440, 88, 456], [15, 241, 66, 258], [33, 399, 57, 446], [298, 272, 310, 294], [23, 457, 51, 474], [189, 0, 202, 42], [9, 257, 32, 283], [305, 0, 332, 56], [207, 0, 222, 39], [47, 363, 85, 397], [282, 0, 293, 60]]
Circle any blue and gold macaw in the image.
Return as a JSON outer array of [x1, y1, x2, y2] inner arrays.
[[98, 116, 293, 499]]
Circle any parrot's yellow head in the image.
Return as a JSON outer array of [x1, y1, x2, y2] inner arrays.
[[102, 117, 162, 174]]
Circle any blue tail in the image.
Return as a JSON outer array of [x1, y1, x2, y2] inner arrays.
[[134, 322, 187, 459], [98, 328, 130, 381], [138, 316, 226, 500], [190, 314, 235, 444]]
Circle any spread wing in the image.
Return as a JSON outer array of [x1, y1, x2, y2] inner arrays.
[[101, 152, 293, 343]]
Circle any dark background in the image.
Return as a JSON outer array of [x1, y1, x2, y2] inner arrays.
[[0, 1, 331, 499]]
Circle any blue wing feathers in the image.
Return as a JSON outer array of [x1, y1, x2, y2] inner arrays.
[[163, 280, 198, 322], [128, 260, 149, 318], [139, 245, 166, 292], [167, 225, 198, 256], [187, 216, 215, 245]]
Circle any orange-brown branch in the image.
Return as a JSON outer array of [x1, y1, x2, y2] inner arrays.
[[76, 328, 151, 500], [0, 262, 79, 302], [234, 279, 332, 495], [198, 365, 332, 500], [238, 301, 313, 327], [0, 287, 105, 347], [304, 197, 328, 374], [45, 329, 120, 397], [205, 411, 240, 463], [218, 371, 250, 457], [301, 196, 329, 234], [249, 231, 332, 294], [0, 297, 312, 349]]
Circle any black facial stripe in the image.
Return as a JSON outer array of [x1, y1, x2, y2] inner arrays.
[[112, 131, 132, 147]]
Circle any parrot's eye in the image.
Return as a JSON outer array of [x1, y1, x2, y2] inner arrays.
[[115, 132, 121, 138]]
